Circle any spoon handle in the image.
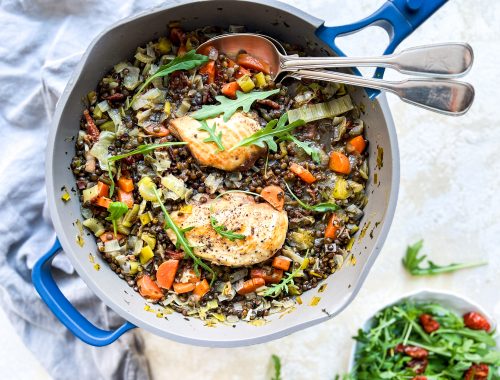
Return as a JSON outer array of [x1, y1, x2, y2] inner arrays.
[[290, 69, 474, 116], [282, 43, 473, 78]]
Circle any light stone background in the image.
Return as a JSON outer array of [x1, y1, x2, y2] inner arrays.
[[0, 0, 499, 379]]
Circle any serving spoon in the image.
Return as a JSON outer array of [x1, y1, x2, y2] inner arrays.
[[197, 33, 475, 115]]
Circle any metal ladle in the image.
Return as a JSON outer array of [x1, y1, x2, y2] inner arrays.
[[197, 33, 475, 116]]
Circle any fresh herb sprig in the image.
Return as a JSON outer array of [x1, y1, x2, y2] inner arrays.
[[229, 113, 305, 152], [264, 251, 309, 298], [151, 185, 216, 283], [107, 141, 187, 196], [209, 215, 245, 241], [198, 120, 225, 151], [402, 240, 487, 276], [106, 201, 128, 236], [271, 354, 282, 380], [191, 89, 280, 122], [284, 182, 338, 213], [129, 50, 208, 108], [282, 135, 321, 164]]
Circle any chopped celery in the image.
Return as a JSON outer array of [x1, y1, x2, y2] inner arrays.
[[157, 37, 172, 54], [164, 101, 171, 117], [61, 191, 71, 202], [139, 212, 151, 225], [141, 232, 156, 249], [99, 120, 115, 132], [82, 218, 105, 237], [82, 185, 99, 203], [254, 72, 266, 88], [128, 261, 139, 275], [236, 75, 255, 93], [138, 177, 157, 201], [287, 94, 354, 123], [116, 218, 130, 235], [140, 245, 154, 264], [122, 204, 139, 227], [333, 177, 349, 200], [87, 91, 97, 105]]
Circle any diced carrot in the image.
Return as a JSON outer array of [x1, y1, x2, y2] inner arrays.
[[199, 61, 215, 84], [193, 279, 210, 300], [272, 256, 292, 271], [94, 196, 112, 209], [289, 163, 317, 184], [250, 268, 283, 284], [117, 189, 134, 208], [236, 53, 271, 74], [329, 151, 351, 174], [260, 185, 285, 211], [156, 260, 179, 290], [97, 181, 109, 197], [173, 282, 196, 294], [144, 124, 170, 137], [346, 136, 366, 154], [166, 250, 185, 260], [137, 275, 164, 300], [325, 214, 341, 239], [198, 45, 218, 59], [221, 81, 240, 99], [237, 277, 266, 295], [234, 66, 251, 79], [117, 177, 134, 193], [99, 231, 124, 242]]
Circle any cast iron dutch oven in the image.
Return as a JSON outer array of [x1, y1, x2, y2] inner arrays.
[[33, 0, 448, 347]]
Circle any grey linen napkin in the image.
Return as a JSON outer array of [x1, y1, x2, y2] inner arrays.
[[0, 0, 166, 378]]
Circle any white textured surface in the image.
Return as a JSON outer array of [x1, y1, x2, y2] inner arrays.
[[1, 0, 499, 379]]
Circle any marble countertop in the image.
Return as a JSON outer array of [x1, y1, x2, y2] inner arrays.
[[1, 0, 499, 378]]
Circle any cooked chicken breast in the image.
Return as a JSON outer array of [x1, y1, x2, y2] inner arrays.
[[166, 193, 288, 267], [168, 112, 266, 171]]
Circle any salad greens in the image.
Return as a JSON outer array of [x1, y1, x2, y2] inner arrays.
[[198, 120, 225, 151], [271, 354, 282, 380], [129, 50, 208, 107], [191, 89, 280, 122], [106, 201, 128, 236], [284, 181, 339, 213], [402, 240, 487, 276], [341, 301, 500, 379], [264, 251, 309, 298]]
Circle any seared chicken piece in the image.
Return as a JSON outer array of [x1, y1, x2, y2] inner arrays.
[[169, 112, 266, 171], [166, 193, 288, 267]]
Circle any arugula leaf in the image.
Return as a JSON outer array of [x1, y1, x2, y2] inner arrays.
[[264, 251, 309, 298], [151, 185, 216, 283], [229, 113, 305, 152], [129, 50, 208, 108], [191, 89, 280, 122], [107, 141, 187, 196], [284, 182, 338, 213], [270, 354, 282, 380], [198, 120, 225, 151], [283, 135, 321, 164], [105, 201, 128, 236], [209, 215, 245, 241], [402, 240, 487, 276]]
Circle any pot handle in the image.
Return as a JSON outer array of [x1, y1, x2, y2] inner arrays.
[[316, 0, 448, 98], [32, 238, 136, 346]]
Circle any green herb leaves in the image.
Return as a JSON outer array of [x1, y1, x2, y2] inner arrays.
[[230, 113, 305, 152], [210, 215, 245, 241], [284, 182, 339, 213], [402, 240, 487, 276], [129, 50, 208, 108], [191, 89, 280, 122], [264, 252, 309, 298], [152, 185, 216, 283], [270, 354, 282, 380], [198, 120, 225, 151], [284, 135, 321, 164], [106, 201, 128, 235]]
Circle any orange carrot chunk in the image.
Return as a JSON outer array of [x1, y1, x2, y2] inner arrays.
[[117, 189, 134, 208], [346, 136, 366, 154], [236, 53, 271, 74], [234, 66, 251, 79], [221, 81, 240, 99], [329, 151, 351, 174], [272, 256, 292, 271], [199, 61, 216, 84], [99, 231, 124, 242], [94, 196, 112, 209], [325, 214, 341, 239], [289, 163, 317, 184], [250, 268, 283, 284], [137, 275, 164, 301], [237, 277, 266, 295], [260, 185, 285, 211], [193, 279, 210, 300], [144, 125, 170, 137], [117, 177, 134, 193], [156, 260, 179, 290], [173, 282, 196, 294], [97, 181, 110, 197]]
